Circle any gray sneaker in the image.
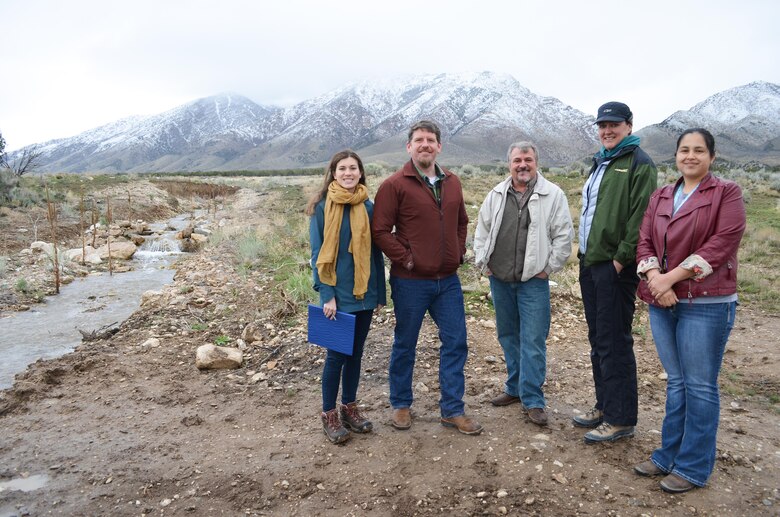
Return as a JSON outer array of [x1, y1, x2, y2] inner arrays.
[[584, 422, 635, 443], [572, 407, 603, 428]]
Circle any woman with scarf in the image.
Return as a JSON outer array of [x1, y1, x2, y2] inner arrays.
[[634, 128, 745, 493], [573, 102, 657, 443], [307, 150, 386, 444]]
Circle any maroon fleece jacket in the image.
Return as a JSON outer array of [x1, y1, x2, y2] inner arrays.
[[372, 160, 468, 279]]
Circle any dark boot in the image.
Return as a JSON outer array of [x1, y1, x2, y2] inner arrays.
[[340, 402, 373, 433], [321, 408, 350, 444]]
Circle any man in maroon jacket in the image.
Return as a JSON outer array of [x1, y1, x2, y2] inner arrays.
[[372, 120, 482, 435]]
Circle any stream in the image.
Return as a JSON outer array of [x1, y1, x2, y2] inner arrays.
[[0, 214, 197, 389]]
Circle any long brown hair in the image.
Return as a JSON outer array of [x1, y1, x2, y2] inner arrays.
[[304, 150, 367, 215]]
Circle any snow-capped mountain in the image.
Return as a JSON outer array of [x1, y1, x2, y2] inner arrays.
[[636, 81, 780, 163], [19, 72, 598, 172], [31, 94, 278, 172], [15, 75, 780, 173]]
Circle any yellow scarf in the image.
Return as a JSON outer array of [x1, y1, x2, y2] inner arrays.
[[316, 182, 371, 299]]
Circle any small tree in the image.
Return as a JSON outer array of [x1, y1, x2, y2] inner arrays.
[[9, 145, 43, 176]]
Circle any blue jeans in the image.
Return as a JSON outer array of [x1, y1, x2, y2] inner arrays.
[[389, 275, 468, 418], [321, 310, 374, 411], [648, 301, 736, 487], [489, 275, 550, 409]]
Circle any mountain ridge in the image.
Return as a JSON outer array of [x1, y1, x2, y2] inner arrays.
[[13, 75, 780, 172]]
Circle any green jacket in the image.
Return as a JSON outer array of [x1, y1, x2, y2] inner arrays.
[[582, 145, 657, 267]]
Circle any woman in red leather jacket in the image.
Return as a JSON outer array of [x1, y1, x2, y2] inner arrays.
[[634, 128, 746, 493]]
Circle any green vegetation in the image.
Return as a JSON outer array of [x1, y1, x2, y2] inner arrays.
[[214, 335, 230, 346], [15, 277, 29, 293], [191, 322, 208, 331]]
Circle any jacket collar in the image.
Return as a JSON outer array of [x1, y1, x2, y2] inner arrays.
[[492, 172, 551, 195], [402, 159, 451, 179]]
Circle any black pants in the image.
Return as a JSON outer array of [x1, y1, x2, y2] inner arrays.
[[579, 259, 638, 426]]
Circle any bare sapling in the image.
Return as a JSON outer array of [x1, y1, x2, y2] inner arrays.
[[80, 184, 86, 265], [45, 183, 61, 294], [106, 196, 113, 276], [91, 198, 98, 248]]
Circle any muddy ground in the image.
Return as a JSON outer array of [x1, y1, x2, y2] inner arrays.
[[0, 185, 778, 516]]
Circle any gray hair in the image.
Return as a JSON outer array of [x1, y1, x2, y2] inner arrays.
[[506, 141, 539, 163]]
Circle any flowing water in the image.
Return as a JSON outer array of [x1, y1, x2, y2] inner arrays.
[[0, 214, 197, 389]]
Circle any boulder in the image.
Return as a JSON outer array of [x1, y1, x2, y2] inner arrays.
[[196, 344, 243, 370], [190, 233, 207, 244], [97, 241, 137, 260], [30, 241, 54, 256], [64, 246, 102, 265]]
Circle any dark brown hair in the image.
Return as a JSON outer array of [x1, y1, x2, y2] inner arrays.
[[304, 150, 366, 215], [407, 120, 441, 144]]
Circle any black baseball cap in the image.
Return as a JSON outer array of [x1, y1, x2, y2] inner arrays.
[[595, 102, 633, 123]]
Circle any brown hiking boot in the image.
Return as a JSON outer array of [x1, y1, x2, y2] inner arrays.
[[340, 402, 373, 433], [440, 414, 484, 435], [321, 408, 350, 444]]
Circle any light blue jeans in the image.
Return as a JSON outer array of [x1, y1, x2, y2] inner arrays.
[[648, 301, 736, 487], [489, 276, 550, 409], [388, 275, 468, 418]]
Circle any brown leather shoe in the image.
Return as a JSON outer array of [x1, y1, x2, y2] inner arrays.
[[660, 473, 697, 493], [391, 408, 411, 430], [441, 415, 483, 435], [634, 460, 664, 477], [526, 407, 549, 426], [490, 393, 521, 406]]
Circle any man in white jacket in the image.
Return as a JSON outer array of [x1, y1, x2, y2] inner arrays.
[[474, 141, 573, 426]]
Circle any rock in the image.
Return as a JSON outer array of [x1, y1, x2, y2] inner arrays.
[[415, 382, 430, 393], [552, 473, 568, 484], [64, 246, 102, 265], [141, 338, 160, 348], [480, 319, 496, 329], [180, 238, 200, 252], [190, 233, 207, 244], [476, 491, 488, 498], [97, 241, 137, 260], [193, 227, 212, 236], [141, 290, 165, 307], [241, 323, 263, 344], [496, 489, 508, 498], [177, 226, 194, 239], [129, 235, 146, 246], [196, 344, 243, 370], [485, 355, 498, 363], [658, 371, 668, 380], [30, 241, 55, 256]]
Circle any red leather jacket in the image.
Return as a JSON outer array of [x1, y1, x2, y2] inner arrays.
[[372, 160, 468, 279], [637, 173, 745, 305]]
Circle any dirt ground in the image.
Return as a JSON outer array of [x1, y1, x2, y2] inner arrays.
[[0, 186, 778, 516]]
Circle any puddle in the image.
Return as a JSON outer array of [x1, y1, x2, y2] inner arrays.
[[0, 474, 49, 493]]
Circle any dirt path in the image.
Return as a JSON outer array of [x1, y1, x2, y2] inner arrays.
[[0, 188, 778, 516]]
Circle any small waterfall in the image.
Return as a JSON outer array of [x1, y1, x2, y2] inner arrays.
[[141, 237, 181, 253]]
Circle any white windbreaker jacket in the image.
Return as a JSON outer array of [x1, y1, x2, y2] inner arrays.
[[474, 173, 573, 281]]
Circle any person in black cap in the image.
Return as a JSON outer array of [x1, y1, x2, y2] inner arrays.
[[573, 101, 657, 443]]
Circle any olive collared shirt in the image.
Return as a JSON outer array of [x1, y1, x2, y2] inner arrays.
[[488, 178, 537, 282], [415, 163, 445, 206]]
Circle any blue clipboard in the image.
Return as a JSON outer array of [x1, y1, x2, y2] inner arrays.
[[307, 304, 356, 355]]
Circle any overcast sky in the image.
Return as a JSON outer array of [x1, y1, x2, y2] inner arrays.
[[2, 0, 778, 151]]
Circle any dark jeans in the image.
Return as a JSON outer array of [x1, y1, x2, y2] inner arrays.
[[579, 259, 638, 426], [388, 274, 468, 418], [321, 309, 374, 412]]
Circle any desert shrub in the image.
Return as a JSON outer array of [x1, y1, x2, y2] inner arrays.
[[15, 278, 29, 293], [236, 231, 265, 265]]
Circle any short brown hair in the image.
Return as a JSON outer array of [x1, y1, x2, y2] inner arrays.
[[407, 120, 441, 144]]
